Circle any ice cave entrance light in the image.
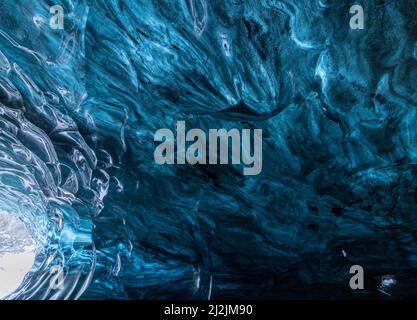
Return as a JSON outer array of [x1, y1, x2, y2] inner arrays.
[[0, 211, 36, 299]]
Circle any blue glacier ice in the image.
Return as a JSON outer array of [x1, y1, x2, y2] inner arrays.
[[1, 0, 417, 299]]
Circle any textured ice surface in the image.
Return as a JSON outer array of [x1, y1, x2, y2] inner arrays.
[[0, 212, 35, 299], [1, 0, 417, 299]]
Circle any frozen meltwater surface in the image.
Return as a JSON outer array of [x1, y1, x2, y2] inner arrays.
[[0, 212, 36, 299]]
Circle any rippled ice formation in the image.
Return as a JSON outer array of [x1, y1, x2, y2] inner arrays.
[[1, 0, 417, 299]]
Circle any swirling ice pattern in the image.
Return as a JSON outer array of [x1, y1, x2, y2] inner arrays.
[[1, 0, 417, 300]]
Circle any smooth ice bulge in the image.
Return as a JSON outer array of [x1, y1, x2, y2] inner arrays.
[[0, 211, 36, 299]]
